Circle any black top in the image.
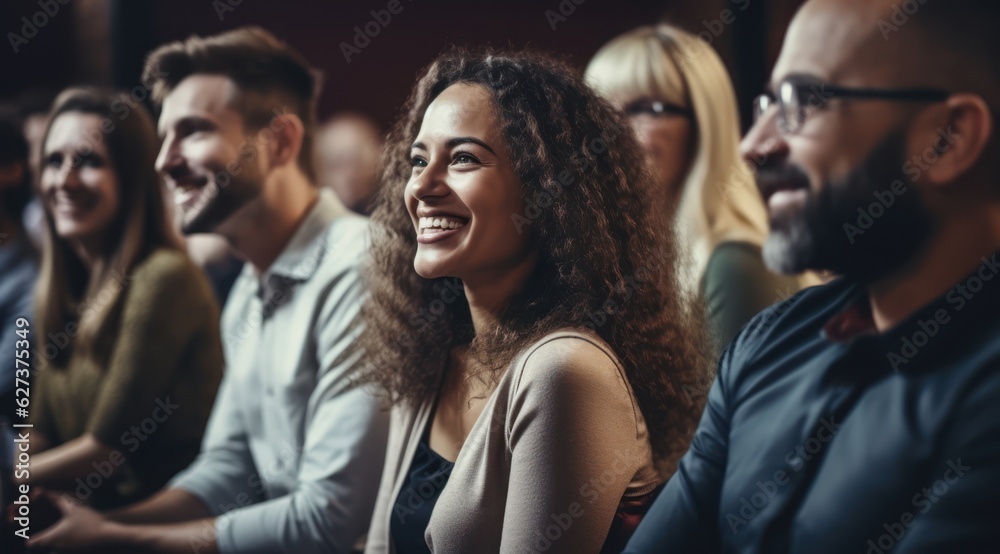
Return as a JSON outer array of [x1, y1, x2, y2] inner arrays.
[[391, 438, 455, 553], [626, 250, 1000, 553]]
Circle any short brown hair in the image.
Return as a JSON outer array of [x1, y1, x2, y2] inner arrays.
[[142, 26, 320, 180]]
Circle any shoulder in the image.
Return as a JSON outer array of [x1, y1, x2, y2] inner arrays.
[[702, 241, 807, 301], [308, 214, 369, 292], [702, 241, 812, 346], [321, 213, 370, 268], [126, 247, 213, 305], [1, 241, 37, 312], [703, 241, 764, 280], [717, 277, 859, 387], [131, 247, 197, 281], [512, 328, 630, 405]]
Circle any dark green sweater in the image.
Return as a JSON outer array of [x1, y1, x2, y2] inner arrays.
[[701, 241, 813, 353]]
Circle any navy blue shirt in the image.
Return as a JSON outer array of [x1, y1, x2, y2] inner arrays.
[[625, 251, 1000, 553]]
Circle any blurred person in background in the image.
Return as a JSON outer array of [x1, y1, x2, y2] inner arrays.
[[27, 27, 388, 554], [14, 88, 58, 249], [0, 108, 38, 425], [316, 112, 382, 215], [586, 24, 823, 349], [21, 88, 223, 510]]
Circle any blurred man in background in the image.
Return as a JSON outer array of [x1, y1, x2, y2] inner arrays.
[[315, 112, 381, 215], [0, 109, 37, 425]]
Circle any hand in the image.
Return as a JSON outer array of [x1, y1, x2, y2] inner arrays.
[[7, 487, 62, 533], [26, 493, 118, 552]]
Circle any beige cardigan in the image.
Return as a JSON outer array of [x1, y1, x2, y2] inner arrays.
[[364, 329, 663, 553]]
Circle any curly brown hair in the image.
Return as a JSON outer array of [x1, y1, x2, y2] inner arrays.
[[360, 47, 713, 468]]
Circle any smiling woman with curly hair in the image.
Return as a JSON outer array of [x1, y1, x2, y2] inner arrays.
[[361, 48, 713, 553]]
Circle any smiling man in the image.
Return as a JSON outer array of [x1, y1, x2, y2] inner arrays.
[[624, 0, 1000, 552], [28, 27, 388, 554]]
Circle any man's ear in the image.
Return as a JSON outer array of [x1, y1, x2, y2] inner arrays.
[[265, 111, 305, 172], [923, 94, 994, 186]]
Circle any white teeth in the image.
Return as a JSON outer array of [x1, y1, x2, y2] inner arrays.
[[419, 216, 467, 231]]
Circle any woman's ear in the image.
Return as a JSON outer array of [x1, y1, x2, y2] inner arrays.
[[923, 94, 994, 186]]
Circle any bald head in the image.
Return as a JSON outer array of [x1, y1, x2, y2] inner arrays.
[[780, 0, 1000, 101]]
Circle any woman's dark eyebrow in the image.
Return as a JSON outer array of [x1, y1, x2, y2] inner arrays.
[[448, 136, 495, 155], [410, 137, 496, 155]]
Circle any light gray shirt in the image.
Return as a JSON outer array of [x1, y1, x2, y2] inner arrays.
[[171, 190, 389, 553]]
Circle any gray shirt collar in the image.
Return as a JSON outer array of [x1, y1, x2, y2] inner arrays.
[[252, 189, 346, 312]]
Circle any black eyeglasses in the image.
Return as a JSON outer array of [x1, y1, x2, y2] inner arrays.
[[753, 77, 949, 135], [623, 100, 693, 119]]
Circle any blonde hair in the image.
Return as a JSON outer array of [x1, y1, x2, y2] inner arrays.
[[586, 24, 781, 292]]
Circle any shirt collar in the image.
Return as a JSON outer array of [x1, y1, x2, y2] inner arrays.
[[250, 189, 348, 317], [260, 188, 346, 284], [822, 249, 1000, 371]]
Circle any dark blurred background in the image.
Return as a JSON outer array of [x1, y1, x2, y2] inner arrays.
[[1, 0, 807, 132]]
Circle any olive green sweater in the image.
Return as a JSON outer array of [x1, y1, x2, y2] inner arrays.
[[32, 248, 223, 509]]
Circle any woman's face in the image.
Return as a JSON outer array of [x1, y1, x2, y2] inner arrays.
[[616, 96, 696, 206], [406, 83, 531, 284], [41, 112, 120, 244]]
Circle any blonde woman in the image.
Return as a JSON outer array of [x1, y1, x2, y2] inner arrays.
[[586, 24, 822, 348], [25, 88, 223, 509]]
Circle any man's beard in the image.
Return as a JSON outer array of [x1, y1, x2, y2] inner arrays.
[[179, 161, 264, 235], [762, 131, 935, 283]]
